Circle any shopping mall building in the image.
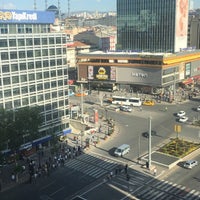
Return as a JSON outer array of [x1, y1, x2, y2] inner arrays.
[[0, 9, 70, 141], [77, 50, 200, 97]]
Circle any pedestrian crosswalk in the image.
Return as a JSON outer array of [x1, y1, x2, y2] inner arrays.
[[64, 153, 119, 179], [108, 172, 200, 200]]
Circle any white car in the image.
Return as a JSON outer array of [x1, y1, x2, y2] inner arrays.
[[183, 160, 198, 169], [179, 116, 188, 123], [177, 111, 186, 117], [120, 105, 132, 112], [197, 106, 200, 111]]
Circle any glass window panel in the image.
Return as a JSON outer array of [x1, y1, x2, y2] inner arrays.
[[50, 49, 55, 55], [50, 60, 55, 66], [44, 71, 50, 78], [2, 65, 10, 73], [52, 91, 57, 98], [20, 63, 27, 71], [53, 112, 58, 119], [13, 88, 20, 96], [29, 85, 36, 93], [29, 74, 35, 81], [58, 80, 63, 86], [1, 52, 9, 60], [42, 49, 48, 56], [21, 86, 28, 94], [44, 82, 50, 89], [18, 39, 25, 46], [20, 75, 27, 82], [10, 52, 17, 59], [26, 38, 33, 46], [42, 38, 48, 45], [36, 61, 41, 68], [38, 94, 44, 102], [36, 73, 43, 80], [19, 51, 26, 58], [51, 70, 56, 77], [56, 37, 61, 44], [51, 81, 57, 88], [22, 98, 29, 106], [57, 69, 62, 76], [34, 38, 40, 45], [27, 50, 33, 58], [4, 89, 11, 97], [49, 37, 55, 44], [30, 96, 36, 103], [12, 76, 19, 84], [11, 64, 18, 72], [45, 93, 50, 100], [0, 39, 8, 47], [9, 39, 16, 47], [5, 102, 12, 109], [43, 60, 49, 67], [37, 83, 43, 91], [28, 62, 34, 69], [3, 77, 11, 85], [35, 50, 41, 57], [45, 104, 51, 111], [14, 99, 21, 107]]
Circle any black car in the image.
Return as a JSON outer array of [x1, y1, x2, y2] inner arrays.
[[142, 130, 157, 138]]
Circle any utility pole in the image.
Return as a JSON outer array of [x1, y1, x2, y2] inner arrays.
[[148, 116, 152, 169], [81, 83, 84, 121]]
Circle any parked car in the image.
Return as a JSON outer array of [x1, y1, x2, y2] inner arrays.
[[177, 111, 186, 117], [142, 130, 157, 138], [179, 116, 188, 123], [183, 160, 198, 169], [120, 105, 132, 112], [197, 106, 200, 112], [143, 100, 155, 106]]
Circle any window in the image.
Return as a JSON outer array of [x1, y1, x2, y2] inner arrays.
[[19, 51, 26, 58], [51, 81, 57, 88], [29, 85, 36, 93], [3, 77, 11, 85], [35, 50, 41, 57], [52, 91, 57, 98], [57, 59, 62, 65], [5, 102, 12, 109], [26, 38, 33, 46], [21, 86, 28, 94], [27, 50, 33, 58], [29, 74, 35, 81], [49, 37, 55, 44], [10, 52, 17, 59], [43, 60, 49, 67], [44, 82, 50, 89], [1, 52, 9, 60], [56, 37, 61, 44], [30, 96, 36, 103], [36, 61, 41, 68], [58, 80, 63, 86], [18, 24, 25, 33], [38, 94, 44, 102], [57, 69, 63, 76], [42, 49, 48, 56], [9, 39, 16, 47], [50, 60, 55, 66], [12, 76, 19, 84], [14, 99, 21, 107], [37, 84, 43, 91], [22, 98, 29, 106], [13, 88, 20, 96], [51, 70, 56, 77], [45, 93, 50, 100], [11, 64, 18, 72], [44, 71, 50, 78], [4, 89, 11, 97], [20, 63, 26, 71], [50, 49, 55, 56], [36, 73, 43, 80], [28, 62, 34, 69], [42, 38, 48, 45], [18, 39, 25, 46], [2, 65, 10, 73], [34, 38, 40, 45], [0, 40, 8, 47]]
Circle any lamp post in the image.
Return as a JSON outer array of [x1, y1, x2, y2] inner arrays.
[[148, 116, 152, 170]]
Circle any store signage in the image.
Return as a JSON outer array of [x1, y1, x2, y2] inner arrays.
[[131, 72, 148, 78], [96, 67, 108, 80], [0, 10, 55, 24]]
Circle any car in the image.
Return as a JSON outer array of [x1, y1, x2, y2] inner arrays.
[[179, 116, 188, 123], [177, 110, 186, 117], [120, 105, 132, 112], [197, 106, 200, 111], [143, 100, 155, 106], [183, 160, 198, 169], [142, 130, 157, 138]]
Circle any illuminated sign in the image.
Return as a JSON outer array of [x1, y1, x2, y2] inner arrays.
[[96, 67, 108, 80], [0, 9, 55, 24]]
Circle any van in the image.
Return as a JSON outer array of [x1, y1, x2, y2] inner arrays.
[[114, 144, 130, 157]]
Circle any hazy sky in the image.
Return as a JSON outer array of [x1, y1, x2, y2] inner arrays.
[[0, 0, 200, 12]]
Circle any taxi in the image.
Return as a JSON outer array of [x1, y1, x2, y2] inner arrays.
[[142, 100, 155, 106], [75, 90, 89, 97]]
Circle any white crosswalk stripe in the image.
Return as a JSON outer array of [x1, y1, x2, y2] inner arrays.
[[64, 153, 119, 178]]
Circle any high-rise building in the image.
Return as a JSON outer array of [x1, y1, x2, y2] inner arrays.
[[0, 9, 70, 139], [117, 0, 189, 53]]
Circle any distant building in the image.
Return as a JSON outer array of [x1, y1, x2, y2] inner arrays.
[[188, 13, 200, 49], [117, 0, 189, 53], [0, 9, 70, 140]]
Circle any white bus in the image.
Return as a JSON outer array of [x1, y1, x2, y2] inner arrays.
[[128, 97, 142, 107], [111, 96, 129, 105], [111, 96, 142, 107]]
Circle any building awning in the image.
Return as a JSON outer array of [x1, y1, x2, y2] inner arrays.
[[182, 78, 194, 85], [63, 128, 72, 135], [192, 75, 200, 80], [32, 135, 52, 146]]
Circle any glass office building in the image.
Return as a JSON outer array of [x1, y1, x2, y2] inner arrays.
[[0, 10, 70, 137], [117, 0, 188, 53]]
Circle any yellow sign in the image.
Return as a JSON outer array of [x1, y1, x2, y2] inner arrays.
[[174, 124, 181, 133]]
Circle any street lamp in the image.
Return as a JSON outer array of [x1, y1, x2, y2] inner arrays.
[[148, 116, 152, 170]]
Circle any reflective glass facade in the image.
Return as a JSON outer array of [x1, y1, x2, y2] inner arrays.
[[117, 0, 176, 53]]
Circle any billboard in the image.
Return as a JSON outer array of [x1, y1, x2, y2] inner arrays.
[[88, 66, 116, 81], [0, 9, 55, 24], [175, 0, 188, 52]]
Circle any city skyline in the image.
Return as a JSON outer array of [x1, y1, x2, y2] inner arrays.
[[1, 0, 199, 13]]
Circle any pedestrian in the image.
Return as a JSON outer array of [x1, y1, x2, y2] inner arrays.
[[110, 171, 113, 178], [124, 164, 128, 174], [140, 106, 142, 111], [153, 168, 157, 176], [126, 174, 130, 181]]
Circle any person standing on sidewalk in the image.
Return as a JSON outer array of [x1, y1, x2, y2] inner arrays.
[[153, 167, 157, 176]]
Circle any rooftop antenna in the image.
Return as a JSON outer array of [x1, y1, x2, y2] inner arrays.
[[34, 0, 37, 10], [45, 0, 48, 10], [68, 0, 70, 17]]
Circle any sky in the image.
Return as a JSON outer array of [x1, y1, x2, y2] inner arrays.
[[0, 0, 200, 12]]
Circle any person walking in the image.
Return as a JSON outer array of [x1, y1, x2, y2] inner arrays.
[[153, 167, 157, 176]]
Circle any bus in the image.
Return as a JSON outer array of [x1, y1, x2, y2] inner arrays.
[[128, 97, 142, 107], [111, 96, 142, 107], [111, 96, 129, 105]]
